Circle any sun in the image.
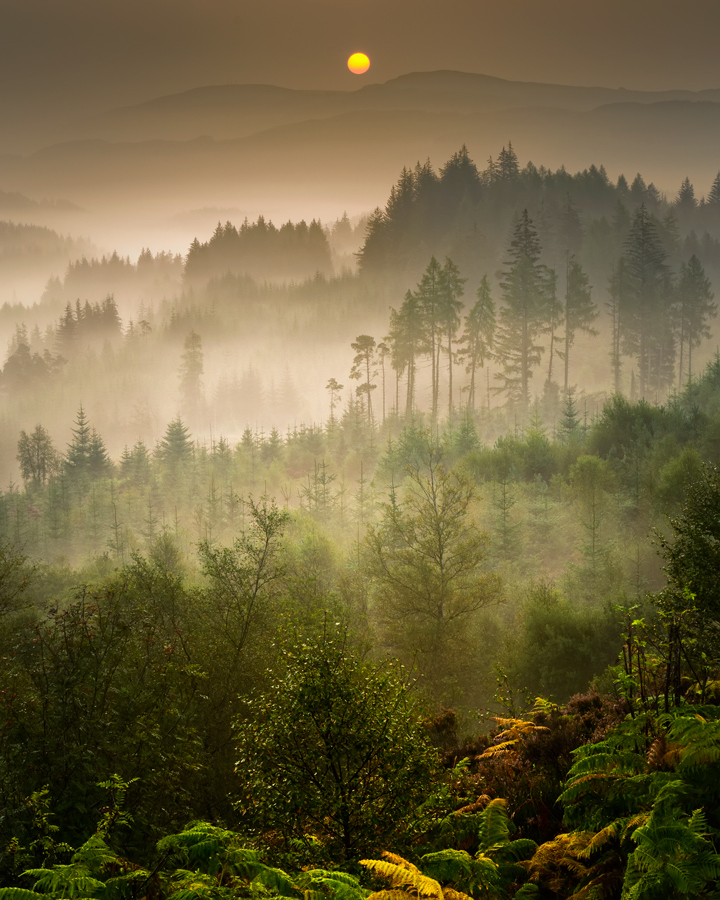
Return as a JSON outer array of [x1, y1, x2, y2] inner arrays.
[[347, 52, 370, 75]]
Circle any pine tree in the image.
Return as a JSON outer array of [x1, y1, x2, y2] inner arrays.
[[558, 389, 581, 442], [349, 335, 377, 426], [563, 257, 597, 391], [607, 258, 628, 393], [87, 430, 111, 478], [439, 145, 482, 208], [65, 405, 93, 478], [676, 254, 716, 385], [17, 425, 60, 489], [707, 172, 720, 207], [326, 378, 344, 429], [457, 275, 496, 410], [621, 206, 671, 399], [387, 291, 425, 418], [376, 342, 389, 423], [675, 176, 697, 212], [543, 267, 563, 387], [557, 193, 583, 257], [416, 257, 444, 418], [438, 258, 466, 418], [157, 418, 194, 471], [497, 142, 520, 181], [179, 330, 204, 425], [494, 211, 548, 407]]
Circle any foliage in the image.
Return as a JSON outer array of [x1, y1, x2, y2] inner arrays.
[[558, 707, 720, 899], [235, 627, 439, 861], [360, 800, 535, 899], [364, 435, 502, 702]]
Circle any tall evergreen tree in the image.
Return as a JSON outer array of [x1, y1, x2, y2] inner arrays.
[[676, 255, 716, 385], [17, 425, 60, 489], [387, 291, 425, 418], [496, 142, 520, 182], [326, 378, 344, 428], [494, 211, 548, 407], [179, 330, 204, 425], [438, 258, 466, 418], [675, 176, 697, 212], [349, 335, 377, 426], [415, 257, 445, 418], [87, 430, 111, 478], [543, 267, 563, 387], [65, 405, 93, 478], [457, 275, 496, 410], [620, 206, 671, 399], [157, 418, 194, 471], [607, 258, 628, 393], [707, 172, 720, 207], [563, 257, 597, 392]]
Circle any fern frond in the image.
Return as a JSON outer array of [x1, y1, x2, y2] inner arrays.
[[0, 890, 44, 900], [359, 860, 440, 899], [419, 850, 472, 884], [299, 870, 368, 900], [476, 799, 511, 854], [380, 854, 421, 874], [252, 867, 296, 896], [365, 890, 414, 900], [477, 740, 518, 758], [441, 888, 473, 900]]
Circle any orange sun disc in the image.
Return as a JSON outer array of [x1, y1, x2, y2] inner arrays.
[[347, 52, 370, 75]]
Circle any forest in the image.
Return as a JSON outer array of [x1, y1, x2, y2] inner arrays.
[[1, 142, 720, 898]]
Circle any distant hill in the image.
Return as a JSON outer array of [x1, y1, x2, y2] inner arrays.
[[65, 70, 720, 145], [0, 189, 82, 211], [1, 72, 720, 229]]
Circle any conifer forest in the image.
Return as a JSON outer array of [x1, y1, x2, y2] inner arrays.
[[3, 57, 720, 900]]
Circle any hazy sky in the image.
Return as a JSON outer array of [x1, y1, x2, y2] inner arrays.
[[3, 0, 720, 121]]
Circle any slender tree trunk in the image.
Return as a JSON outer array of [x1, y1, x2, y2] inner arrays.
[[547, 325, 555, 383], [468, 348, 477, 410], [678, 308, 685, 391], [364, 355, 373, 425], [448, 326, 453, 419], [564, 255, 571, 392], [521, 307, 529, 406], [381, 356, 386, 424], [564, 316, 571, 393], [613, 311, 621, 394]]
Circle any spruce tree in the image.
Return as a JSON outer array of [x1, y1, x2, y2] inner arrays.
[[179, 330, 204, 425], [458, 275, 496, 410], [676, 254, 716, 385], [494, 210, 548, 407], [438, 258, 466, 418], [675, 176, 697, 212], [707, 172, 720, 207], [563, 257, 597, 392], [157, 418, 194, 471], [87, 430, 111, 478], [416, 257, 444, 418], [621, 206, 671, 399], [607, 258, 628, 393], [387, 290, 425, 417], [65, 405, 92, 477]]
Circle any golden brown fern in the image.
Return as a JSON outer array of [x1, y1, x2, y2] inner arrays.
[[646, 734, 682, 771], [478, 718, 550, 759], [359, 855, 442, 900]]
